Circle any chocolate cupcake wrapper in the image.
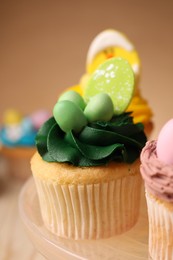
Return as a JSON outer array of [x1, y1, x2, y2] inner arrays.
[[146, 191, 173, 260], [34, 174, 141, 239]]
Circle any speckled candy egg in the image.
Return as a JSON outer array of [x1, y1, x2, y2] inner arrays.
[[84, 57, 134, 115]]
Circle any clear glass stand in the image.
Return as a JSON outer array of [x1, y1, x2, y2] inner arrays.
[[19, 177, 151, 260]]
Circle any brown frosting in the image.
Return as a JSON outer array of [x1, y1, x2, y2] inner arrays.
[[140, 140, 173, 202]]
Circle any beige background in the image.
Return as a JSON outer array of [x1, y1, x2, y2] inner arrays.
[[1, 0, 173, 139]]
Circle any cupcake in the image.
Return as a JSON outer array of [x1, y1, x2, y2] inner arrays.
[[140, 119, 173, 259], [0, 109, 50, 179], [31, 57, 147, 240], [69, 29, 153, 137]]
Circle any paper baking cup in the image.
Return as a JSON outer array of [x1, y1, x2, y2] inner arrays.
[[146, 191, 173, 260], [34, 174, 141, 240]]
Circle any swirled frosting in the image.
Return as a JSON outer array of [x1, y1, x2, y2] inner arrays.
[[126, 94, 153, 124], [140, 140, 173, 202], [36, 113, 147, 167]]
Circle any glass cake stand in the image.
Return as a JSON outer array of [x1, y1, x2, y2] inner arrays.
[[19, 177, 151, 260]]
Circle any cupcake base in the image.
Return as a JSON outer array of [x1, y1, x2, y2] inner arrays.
[[34, 175, 141, 239], [32, 153, 142, 240], [19, 176, 150, 259], [146, 191, 173, 260]]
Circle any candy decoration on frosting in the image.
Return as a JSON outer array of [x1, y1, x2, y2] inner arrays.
[[36, 53, 147, 167], [66, 29, 153, 127], [86, 29, 140, 81], [58, 90, 86, 110], [53, 100, 87, 133], [84, 57, 134, 115], [156, 119, 173, 165], [53, 57, 135, 132], [84, 93, 114, 122]]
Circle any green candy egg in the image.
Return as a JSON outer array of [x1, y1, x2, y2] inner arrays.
[[84, 93, 114, 122], [84, 57, 134, 115], [58, 90, 86, 110], [53, 100, 87, 133]]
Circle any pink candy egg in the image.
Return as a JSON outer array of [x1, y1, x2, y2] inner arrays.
[[157, 119, 173, 164]]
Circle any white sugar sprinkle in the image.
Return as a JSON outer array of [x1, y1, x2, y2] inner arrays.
[[106, 64, 114, 71]]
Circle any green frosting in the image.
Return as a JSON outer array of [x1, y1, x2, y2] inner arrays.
[[36, 113, 147, 166]]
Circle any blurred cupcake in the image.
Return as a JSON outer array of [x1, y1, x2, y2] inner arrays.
[[69, 29, 153, 137], [31, 57, 147, 240], [0, 109, 50, 180], [140, 119, 173, 259], [0, 143, 8, 193]]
